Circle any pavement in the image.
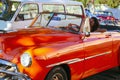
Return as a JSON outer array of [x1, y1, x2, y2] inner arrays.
[[83, 67, 120, 80]]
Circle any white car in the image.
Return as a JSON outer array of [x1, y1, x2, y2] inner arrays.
[[0, 0, 84, 30]]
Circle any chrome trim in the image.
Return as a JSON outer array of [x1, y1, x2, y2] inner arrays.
[[0, 59, 31, 80], [85, 51, 112, 60], [0, 70, 31, 80], [46, 58, 84, 68], [0, 59, 15, 66], [46, 51, 112, 68]]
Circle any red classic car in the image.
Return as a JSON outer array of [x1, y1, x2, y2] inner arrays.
[[95, 10, 117, 26], [0, 12, 120, 80]]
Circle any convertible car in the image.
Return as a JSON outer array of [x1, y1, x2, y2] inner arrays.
[[0, 12, 120, 80], [94, 10, 117, 26]]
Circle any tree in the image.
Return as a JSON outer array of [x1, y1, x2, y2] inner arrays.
[[107, 0, 120, 8], [76, 0, 120, 8], [76, 0, 90, 7]]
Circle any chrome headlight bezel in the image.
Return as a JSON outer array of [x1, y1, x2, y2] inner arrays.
[[20, 53, 32, 67]]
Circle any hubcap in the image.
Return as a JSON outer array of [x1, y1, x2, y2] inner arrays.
[[52, 73, 64, 80]]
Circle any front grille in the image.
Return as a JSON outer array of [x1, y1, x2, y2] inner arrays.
[[0, 59, 31, 80], [0, 59, 18, 79]]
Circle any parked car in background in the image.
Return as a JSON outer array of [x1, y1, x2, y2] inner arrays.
[[94, 10, 118, 26], [0, 11, 120, 80], [0, 0, 84, 30]]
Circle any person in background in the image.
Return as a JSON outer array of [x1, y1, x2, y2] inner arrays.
[[90, 17, 106, 32]]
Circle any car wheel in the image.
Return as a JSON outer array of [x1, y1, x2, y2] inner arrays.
[[45, 66, 68, 80]]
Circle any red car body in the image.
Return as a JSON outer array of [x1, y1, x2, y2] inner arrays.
[[0, 12, 120, 80]]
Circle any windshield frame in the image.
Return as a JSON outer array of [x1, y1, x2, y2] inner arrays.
[[30, 12, 84, 33]]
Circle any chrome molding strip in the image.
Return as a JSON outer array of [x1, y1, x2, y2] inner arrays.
[[0, 59, 31, 80], [46, 58, 84, 68], [0, 70, 31, 80], [0, 59, 14, 66], [85, 51, 112, 60], [46, 51, 112, 68]]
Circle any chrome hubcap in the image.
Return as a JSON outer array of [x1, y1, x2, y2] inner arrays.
[[52, 73, 64, 80]]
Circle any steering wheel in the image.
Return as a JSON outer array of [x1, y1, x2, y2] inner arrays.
[[67, 23, 80, 32]]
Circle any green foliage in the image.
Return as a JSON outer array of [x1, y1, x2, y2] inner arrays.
[[107, 0, 120, 8], [76, 0, 120, 8], [76, 0, 90, 7]]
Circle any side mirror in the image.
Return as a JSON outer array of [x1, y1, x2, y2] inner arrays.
[[85, 32, 90, 37]]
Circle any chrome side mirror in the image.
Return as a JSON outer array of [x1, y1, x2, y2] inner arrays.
[[85, 32, 90, 37]]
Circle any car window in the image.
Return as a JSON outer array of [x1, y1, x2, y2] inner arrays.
[[0, 1, 20, 21], [31, 13, 83, 33], [95, 11, 113, 16], [43, 4, 64, 13], [16, 3, 39, 21], [66, 5, 83, 15]]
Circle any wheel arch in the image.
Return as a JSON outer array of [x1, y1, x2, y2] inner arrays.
[[45, 64, 71, 80], [61, 64, 71, 80]]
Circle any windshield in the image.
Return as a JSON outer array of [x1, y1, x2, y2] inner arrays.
[[31, 12, 83, 33], [0, 1, 20, 21], [95, 11, 113, 16]]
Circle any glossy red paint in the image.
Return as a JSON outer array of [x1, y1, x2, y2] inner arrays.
[[0, 13, 120, 80]]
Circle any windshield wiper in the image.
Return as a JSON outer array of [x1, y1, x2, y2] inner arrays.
[[46, 13, 55, 27]]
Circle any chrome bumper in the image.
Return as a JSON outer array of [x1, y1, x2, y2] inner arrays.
[[0, 59, 31, 80]]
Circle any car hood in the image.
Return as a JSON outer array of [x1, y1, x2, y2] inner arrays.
[[0, 27, 79, 61]]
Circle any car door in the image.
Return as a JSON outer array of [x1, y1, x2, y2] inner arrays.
[[110, 31, 120, 66], [83, 32, 113, 78]]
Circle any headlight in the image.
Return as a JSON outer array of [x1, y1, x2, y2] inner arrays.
[[20, 53, 32, 67]]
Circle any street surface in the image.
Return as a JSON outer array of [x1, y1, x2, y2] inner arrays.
[[83, 67, 120, 80]]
